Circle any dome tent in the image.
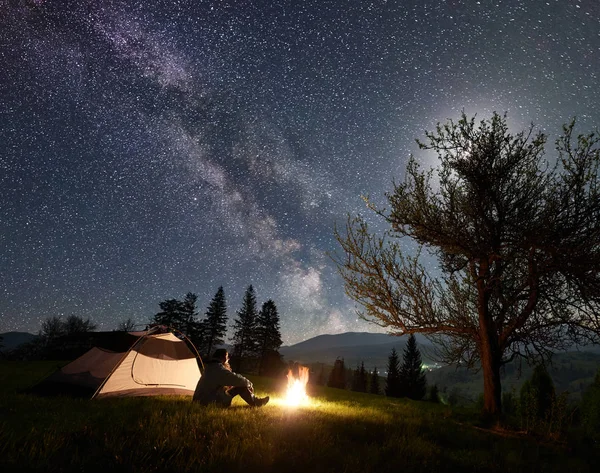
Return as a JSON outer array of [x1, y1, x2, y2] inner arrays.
[[30, 326, 203, 399]]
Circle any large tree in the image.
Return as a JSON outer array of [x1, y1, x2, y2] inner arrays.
[[202, 286, 228, 358], [152, 298, 185, 330], [334, 112, 600, 417], [255, 299, 283, 374], [152, 293, 200, 338], [231, 285, 259, 371]]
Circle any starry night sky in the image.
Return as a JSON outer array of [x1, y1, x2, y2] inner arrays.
[[1, 0, 599, 344]]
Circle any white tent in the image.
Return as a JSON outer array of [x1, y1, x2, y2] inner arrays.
[[33, 328, 203, 399]]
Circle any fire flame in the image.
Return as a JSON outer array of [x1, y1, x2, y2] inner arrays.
[[285, 365, 310, 406]]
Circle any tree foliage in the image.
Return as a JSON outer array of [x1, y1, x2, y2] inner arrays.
[[327, 358, 347, 389], [231, 285, 259, 371], [255, 299, 283, 374], [40, 315, 97, 343], [116, 318, 136, 332], [370, 366, 381, 395], [581, 369, 600, 445], [16, 315, 99, 360], [520, 364, 556, 423], [351, 362, 368, 393], [152, 293, 201, 339], [334, 112, 600, 416], [428, 384, 440, 403], [202, 286, 228, 358], [385, 348, 402, 397], [399, 334, 427, 400], [255, 299, 283, 375]]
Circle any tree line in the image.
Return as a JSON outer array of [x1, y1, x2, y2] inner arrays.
[[322, 334, 436, 401], [150, 285, 283, 375], [6, 285, 284, 375]]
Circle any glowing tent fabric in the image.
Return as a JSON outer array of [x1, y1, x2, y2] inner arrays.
[[31, 330, 202, 399]]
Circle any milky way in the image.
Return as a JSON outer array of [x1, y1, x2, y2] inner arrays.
[[1, 0, 599, 344]]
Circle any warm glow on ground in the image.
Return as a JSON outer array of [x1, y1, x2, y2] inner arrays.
[[283, 365, 310, 406]]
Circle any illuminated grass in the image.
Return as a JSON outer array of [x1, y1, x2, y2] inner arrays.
[[0, 361, 595, 473]]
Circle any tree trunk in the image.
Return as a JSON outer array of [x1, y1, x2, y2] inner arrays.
[[476, 259, 502, 420], [480, 333, 502, 419]]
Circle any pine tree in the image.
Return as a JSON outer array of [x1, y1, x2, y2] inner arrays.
[[399, 334, 427, 400], [370, 367, 380, 395], [385, 348, 402, 397], [428, 384, 440, 403], [351, 361, 368, 393], [520, 364, 556, 423], [181, 293, 200, 336], [327, 358, 346, 389], [153, 298, 185, 330], [152, 294, 202, 346], [231, 285, 258, 371], [255, 299, 283, 374], [316, 364, 326, 386], [202, 287, 228, 358], [351, 364, 361, 392]]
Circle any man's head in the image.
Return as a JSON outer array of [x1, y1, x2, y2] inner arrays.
[[212, 348, 229, 363]]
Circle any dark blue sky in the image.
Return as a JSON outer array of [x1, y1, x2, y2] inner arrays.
[[1, 0, 599, 344]]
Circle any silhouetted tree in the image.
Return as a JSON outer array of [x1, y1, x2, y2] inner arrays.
[[520, 364, 556, 424], [581, 369, 600, 445], [63, 315, 97, 334], [399, 334, 427, 400], [152, 298, 185, 329], [40, 316, 66, 342], [40, 315, 96, 344], [33, 315, 98, 359], [385, 348, 402, 397], [316, 364, 326, 386], [327, 358, 346, 389], [255, 299, 283, 374], [231, 285, 258, 371], [370, 367, 381, 395], [257, 349, 286, 377], [428, 384, 440, 403], [202, 287, 228, 358], [180, 292, 200, 336], [351, 362, 368, 393], [152, 293, 201, 341], [334, 112, 600, 417], [116, 318, 137, 331]]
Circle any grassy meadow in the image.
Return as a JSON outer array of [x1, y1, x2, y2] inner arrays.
[[0, 361, 596, 473]]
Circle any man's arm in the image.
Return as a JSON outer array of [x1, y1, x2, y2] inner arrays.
[[216, 365, 252, 388]]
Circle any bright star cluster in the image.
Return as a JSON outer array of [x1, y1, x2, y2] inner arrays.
[[1, 0, 599, 344]]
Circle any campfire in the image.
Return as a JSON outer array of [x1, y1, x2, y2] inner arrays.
[[284, 365, 310, 406]]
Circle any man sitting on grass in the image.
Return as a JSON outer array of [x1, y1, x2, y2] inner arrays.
[[193, 348, 269, 408]]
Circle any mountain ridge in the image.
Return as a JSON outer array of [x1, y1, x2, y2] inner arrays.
[[0, 331, 38, 351], [280, 331, 436, 371]]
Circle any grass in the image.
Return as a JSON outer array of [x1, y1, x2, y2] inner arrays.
[[0, 361, 596, 473]]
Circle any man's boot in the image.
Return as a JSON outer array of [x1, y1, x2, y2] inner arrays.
[[254, 396, 270, 407]]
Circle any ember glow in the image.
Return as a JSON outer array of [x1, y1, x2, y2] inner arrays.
[[284, 366, 310, 406]]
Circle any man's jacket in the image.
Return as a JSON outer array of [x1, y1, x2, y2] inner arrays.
[[192, 360, 252, 406]]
